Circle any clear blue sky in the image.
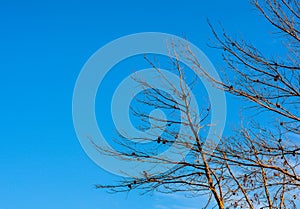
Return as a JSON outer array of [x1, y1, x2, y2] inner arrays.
[[0, 1, 280, 209]]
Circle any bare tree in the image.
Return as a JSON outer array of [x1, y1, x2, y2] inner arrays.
[[96, 1, 300, 208]]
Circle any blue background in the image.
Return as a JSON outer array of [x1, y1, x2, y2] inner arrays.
[[0, 0, 282, 208]]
